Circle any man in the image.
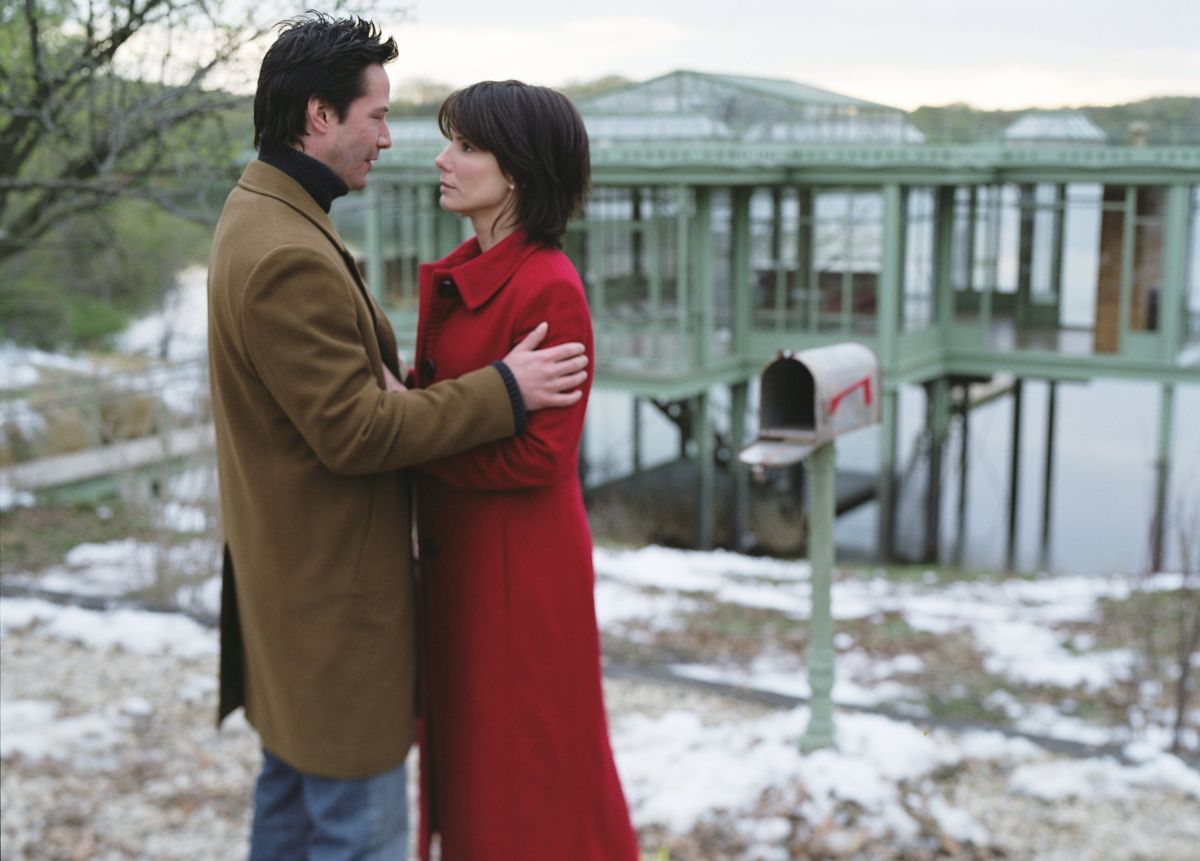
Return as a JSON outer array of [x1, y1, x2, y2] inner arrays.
[[207, 13, 588, 859]]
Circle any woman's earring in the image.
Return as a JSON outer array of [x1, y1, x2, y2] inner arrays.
[[508, 183, 515, 191]]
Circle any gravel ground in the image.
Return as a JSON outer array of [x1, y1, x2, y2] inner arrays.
[[939, 765, 1200, 861], [2, 615, 1198, 860]]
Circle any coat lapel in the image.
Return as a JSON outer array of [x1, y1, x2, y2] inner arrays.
[[447, 230, 540, 311], [237, 161, 401, 377]]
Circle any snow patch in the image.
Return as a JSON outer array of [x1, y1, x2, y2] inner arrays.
[[10, 538, 218, 598], [0, 698, 127, 764], [1011, 753, 1200, 801], [0, 484, 36, 512], [0, 598, 216, 658]]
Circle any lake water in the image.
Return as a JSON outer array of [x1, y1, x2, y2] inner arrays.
[[584, 380, 1200, 578]]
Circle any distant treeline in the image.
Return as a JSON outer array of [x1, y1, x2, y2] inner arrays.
[[909, 97, 1200, 146], [388, 75, 632, 117], [388, 77, 1200, 147]]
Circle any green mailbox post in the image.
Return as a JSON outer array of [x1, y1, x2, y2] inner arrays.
[[739, 343, 882, 751]]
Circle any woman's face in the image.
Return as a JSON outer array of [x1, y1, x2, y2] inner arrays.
[[434, 132, 512, 226]]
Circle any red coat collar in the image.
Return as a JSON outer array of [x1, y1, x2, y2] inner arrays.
[[424, 230, 540, 311]]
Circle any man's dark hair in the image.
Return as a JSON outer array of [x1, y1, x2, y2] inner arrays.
[[438, 81, 591, 249], [254, 12, 398, 151]]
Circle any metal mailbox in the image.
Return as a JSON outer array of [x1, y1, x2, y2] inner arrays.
[[740, 342, 881, 468], [736, 341, 880, 752]]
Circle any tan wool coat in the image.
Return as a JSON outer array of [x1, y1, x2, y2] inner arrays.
[[207, 160, 514, 778]]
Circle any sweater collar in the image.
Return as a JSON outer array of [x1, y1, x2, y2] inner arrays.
[[237, 160, 345, 255], [430, 230, 540, 311], [257, 145, 348, 213]]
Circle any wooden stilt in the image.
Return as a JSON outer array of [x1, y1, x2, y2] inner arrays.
[[696, 390, 714, 551], [1006, 379, 1024, 571], [1039, 381, 1058, 571], [877, 388, 898, 560], [731, 381, 750, 551], [631, 396, 642, 475], [924, 377, 950, 563], [953, 383, 970, 567], [1152, 383, 1175, 572]]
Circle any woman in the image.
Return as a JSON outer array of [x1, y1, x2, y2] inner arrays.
[[411, 81, 639, 861]]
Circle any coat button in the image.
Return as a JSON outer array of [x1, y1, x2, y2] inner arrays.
[[420, 538, 439, 560], [437, 278, 458, 299], [420, 358, 436, 383]]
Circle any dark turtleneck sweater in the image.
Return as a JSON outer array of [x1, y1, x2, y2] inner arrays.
[[254, 143, 527, 431], [258, 145, 348, 213]]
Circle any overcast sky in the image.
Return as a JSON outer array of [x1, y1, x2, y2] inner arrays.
[[371, 0, 1199, 110]]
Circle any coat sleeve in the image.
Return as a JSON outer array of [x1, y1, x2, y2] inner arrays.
[[416, 275, 592, 491], [241, 245, 515, 475]]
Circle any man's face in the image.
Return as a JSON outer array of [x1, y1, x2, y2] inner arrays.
[[318, 64, 392, 191]]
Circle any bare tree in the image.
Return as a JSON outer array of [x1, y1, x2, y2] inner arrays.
[[0, 0, 396, 266], [1119, 495, 1200, 756]]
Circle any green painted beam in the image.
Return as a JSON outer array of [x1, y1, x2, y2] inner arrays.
[[878, 184, 903, 368], [693, 187, 715, 368], [377, 143, 1200, 187], [591, 360, 757, 399], [1015, 184, 1036, 329], [730, 187, 753, 354], [933, 185, 956, 333], [798, 187, 817, 333], [365, 181, 385, 301], [1117, 185, 1137, 348], [1161, 184, 1191, 361], [675, 185, 690, 362]]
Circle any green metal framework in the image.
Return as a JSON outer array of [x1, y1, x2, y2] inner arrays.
[[339, 143, 1200, 394]]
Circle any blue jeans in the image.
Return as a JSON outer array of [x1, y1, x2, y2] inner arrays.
[[249, 748, 408, 861]]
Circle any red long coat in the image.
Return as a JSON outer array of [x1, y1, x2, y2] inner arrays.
[[413, 231, 638, 861]]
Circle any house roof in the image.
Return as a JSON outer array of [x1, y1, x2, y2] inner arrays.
[[576, 69, 923, 144], [698, 71, 889, 110], [1004, 111, 1108, 143]]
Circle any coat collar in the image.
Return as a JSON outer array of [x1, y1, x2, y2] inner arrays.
[[427, 230, 540, 311], [237, 160, 351, 257], [236, 160, 400, 377]]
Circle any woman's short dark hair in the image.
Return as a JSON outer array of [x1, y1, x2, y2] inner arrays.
[[254, 13, 398, 151], [438, 81, 591, 249]]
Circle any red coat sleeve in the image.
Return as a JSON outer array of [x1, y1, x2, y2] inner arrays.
[[417, 276, 592, 491]]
